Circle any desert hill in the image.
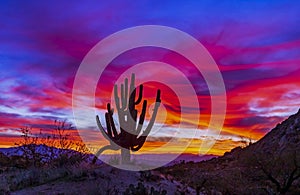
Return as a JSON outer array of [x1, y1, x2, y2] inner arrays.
[[160, 109, 300, 194]]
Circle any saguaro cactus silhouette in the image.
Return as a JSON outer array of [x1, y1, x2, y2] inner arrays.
[[93, 73, 161, 164]]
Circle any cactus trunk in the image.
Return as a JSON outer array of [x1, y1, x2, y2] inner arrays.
[[121, 148, 130, 164]]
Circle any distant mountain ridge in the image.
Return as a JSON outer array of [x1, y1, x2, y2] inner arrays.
[[0, 144, 215, 169]]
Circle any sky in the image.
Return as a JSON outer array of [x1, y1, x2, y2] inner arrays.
[[0, 0, 300, 155]]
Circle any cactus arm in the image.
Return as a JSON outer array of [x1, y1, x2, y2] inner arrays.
[[119, 111, 127, 134], [95, 145, 118, 157], [131, 90, 161, 151], [135, 85, 143, 105], [96, 114, 121, 147], [131, 143, 144, 151], [92, 145, 119, 164], [121, 84, 126, 110], [129, 74, 136, 111], [107, 103, 119, 138], [109, 116, 119, 138], [96, 115, 113, 141], [129, 88, 136, 112], [132, 109, 138, 133], [129, 73, 135, 95], [121, 84, 124, 100], [114, 85, 121, 111], [119, 127, 126, 138], [135, 100, 147, 136], [105, 113, 112, 137], [141, 90, 161, 137], [124, 78, 128, 108], [127, 75, 138, 133], [131, 97, 160, 152], [142, 102, 160, 136], [115, 84, 127, 135], [156, 89, 161, 103], [131, 137, 146, 151], [127, 75, 142, 135]]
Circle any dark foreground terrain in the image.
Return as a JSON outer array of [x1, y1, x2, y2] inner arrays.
[[1, 110, 300, 194]]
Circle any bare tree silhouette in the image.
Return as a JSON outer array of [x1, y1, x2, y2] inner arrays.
[[93, 73, 161, 164], [255, 148, 300, 194]]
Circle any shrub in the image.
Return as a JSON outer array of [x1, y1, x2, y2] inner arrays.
[[124, 182, 167, 195]]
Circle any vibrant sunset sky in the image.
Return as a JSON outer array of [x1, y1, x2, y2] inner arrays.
[[0, 1, 300, 155]]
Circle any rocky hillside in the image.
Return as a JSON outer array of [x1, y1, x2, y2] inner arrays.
[[251, 109, 300, 153], [160, 109, 300, 194]]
